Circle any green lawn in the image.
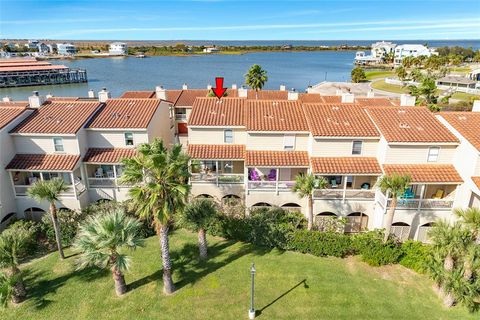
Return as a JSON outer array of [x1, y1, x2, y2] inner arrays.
[[365, 70, 395, 80], [371, 80, 409, 94], [3, 229, 475, 320], [451, 91, 480, 101]]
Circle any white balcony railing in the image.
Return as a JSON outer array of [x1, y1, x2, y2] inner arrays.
[[88, 177, 116, 187], [191, 173, 244, 185], [386, 198, 454, 210], [313, 189, 375, 200], [14, 185, 75, 197], [247, 181, 295, 193]]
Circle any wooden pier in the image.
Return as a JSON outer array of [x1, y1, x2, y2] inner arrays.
[[0, 58, 88, 88]]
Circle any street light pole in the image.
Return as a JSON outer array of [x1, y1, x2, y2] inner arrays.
[[249, 263, 256, 319]]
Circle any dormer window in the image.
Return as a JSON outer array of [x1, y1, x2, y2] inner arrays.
[[352, 141, 363, 155], [224, 129, 233, 143], [283, 134, 296, 151], [53, 137, 64, 152], [427, 147, 440, 162], [124, 132, 134, 146]]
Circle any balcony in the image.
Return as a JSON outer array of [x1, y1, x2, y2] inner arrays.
[[313, 189, 375, 200], [86, 164, 126, 188], [247, 180, 295, 192], [247, 167, 307, 194], [191, 173, 244, 185], [190, 160, 245, 186], [386, 199, 454, 210]]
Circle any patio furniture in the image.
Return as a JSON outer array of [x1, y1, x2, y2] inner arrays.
[[330, 179, 338, 188], [432, 189, 445, 199], [360, 182, 370, 190], [249, 169, 261, 181], [106, 171, 114, 178], [267, 169, 276, 181], [400, 188, 415, 204], [95, 167, 104, 178]]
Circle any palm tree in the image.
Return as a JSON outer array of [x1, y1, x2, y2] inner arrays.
[[0, 227, 32, 304], [244, 64, 268, 95], [376, 173, 412, 242], [178, 198, 218, 260], [293, 173, 327, 231], [120, 139, 190, 294], [454, 207, 480, 241], [27, 178, 69, 259], [0, 272, 16, 308], [74, 209, 144, 296]]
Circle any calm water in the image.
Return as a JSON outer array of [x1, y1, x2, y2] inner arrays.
[[0, 51, 356, 99], [1, 39, 479, 100]]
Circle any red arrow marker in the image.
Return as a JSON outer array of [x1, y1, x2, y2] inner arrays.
[[212, 77, 227, 99]]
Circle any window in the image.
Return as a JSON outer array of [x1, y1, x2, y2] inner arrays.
[[53, 137, 64, 152], [175, 108, 187, 120], [224, 129, 233, 143], [124, 132, 134, 146], [352, 141, 363, 155], [283, 134, 296, 151], [427, 147, 440, 162]]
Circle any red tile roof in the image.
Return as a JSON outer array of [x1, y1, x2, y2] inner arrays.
[[88, 98, 159, 129], [311, 157, 382, 174], [299, 93, 325, 103], [0, 101, 29, 108], [383, 164, 463, 183], [472, 177, 480, 189], [47, 97, 80, 101], [367, 107, 459, 143], [120, 91, 155, 99], [189, 98, 245, 127], [245, 150, 309, 167], [175, 89, 208, 107], [355, 98, 398, 107], [302, 103, 379, 137], [440, 112, 480, 151], [188, 144, 245, 160], [11, 101, 101, 134], [83, 148, 137, 164], [166, 90, 183, 104], [6, 154, 80, 171], [246, 100, 309, 132], [0, 107, 28, 130], [247, 90, 288, 100], [320, 96, 342, 104]]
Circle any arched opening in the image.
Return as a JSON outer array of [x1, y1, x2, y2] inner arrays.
[[251, 202, 271, 210], [221, 194, 242, 206], [96, 199, 112, 203], [0, 212, 16, 225], [195, 194, 214, 199], [417, 222, 434, 243], [281, 203, 301, 212], [24, 207, 46, 222], [391, 222, 411, 241], [315, 212, 341, 232], [345, 212, 369, 234]]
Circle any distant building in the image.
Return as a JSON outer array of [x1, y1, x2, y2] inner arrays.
[[203, 47, 220, 53], [24, 40, 39, 50], [371, 41, 396, 59], [394, 44, 436, 66], [37, 43, 49, 53], [109, 42, 128, 55], [354, 51, 382, 65], [57, 43, 76, 55], [47, 44, 57, 54]]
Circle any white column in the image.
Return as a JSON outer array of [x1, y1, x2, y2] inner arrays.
[[40, 172, 44, 180], [342, 176, 348, 203], [275, 168, 279, 195], [8, 171, 17, 197], [113, 165, 118, 185], [417, 184, 426, 211], [71, 172, 78, 198], [216, 160, 219, 186]]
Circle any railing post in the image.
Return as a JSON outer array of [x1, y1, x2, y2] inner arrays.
[[342, 176, 348, 203], [418, 184, 425, 211], [275, 168, 279, 195], [216, 161, 219, 186], [113, 165, 118, 188]]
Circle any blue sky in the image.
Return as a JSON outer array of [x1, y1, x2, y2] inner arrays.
[[1, 0, 479, 40]]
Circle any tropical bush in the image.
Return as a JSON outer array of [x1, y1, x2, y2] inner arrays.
[[4, 220, 39, 256], [352, 231, 403, 266], [290, 230, 353, 258], [40, 208, 87, 247], [351, 67, 366, 83], [400, 240, 431, 273]]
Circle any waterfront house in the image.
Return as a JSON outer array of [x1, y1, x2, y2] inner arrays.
[[394, 44, 436, 66], [57, 43, 76, 56], [109, 42, 128, 55], [203, 47, 220, 53]]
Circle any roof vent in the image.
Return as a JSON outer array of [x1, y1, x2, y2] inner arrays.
[[332, 106, 339, 111], [399, 123, 410, 129], [344, 121, 350, 126], [398, 110, 406, 114], [458, 116, 467, 120], [416, 126, 424, 131]]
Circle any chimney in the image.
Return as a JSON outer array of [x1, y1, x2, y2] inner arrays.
[[280, 84, 286, 91], [341, 93, 354, 103], [472, 100, 480, 112], [2, 96, 12, 102], [288, 89, 298, 100], [155, 86, 167, 100], [98, 88, 111, 103], [28, 91, 46, 108], [367, 90, 375, 98], [400, 94, 416, 107], [231, 84, 237, 90], [306, 87, 314, 93], [207, 84, 212, 90], [46, 93, 53, 99], [88, 89, 95, 98], [182, 83, 188, 90], [238, 87, 247, 98], [335, 89, 343, 96]]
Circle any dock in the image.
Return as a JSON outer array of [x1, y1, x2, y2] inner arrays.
[[0, 57, 87, 88]]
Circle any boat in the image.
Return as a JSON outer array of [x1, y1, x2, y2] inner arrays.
[[135, 54, 146, 58]]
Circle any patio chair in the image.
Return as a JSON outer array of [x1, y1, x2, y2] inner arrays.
[[95, 167, 104, 178], [330, 179, 338, 188], [360, 182, 370, 190], [399, 188, 415, 204], [432, 189, 445, 199], [267, 169, 277, 181], [249, 169, 261, 181]]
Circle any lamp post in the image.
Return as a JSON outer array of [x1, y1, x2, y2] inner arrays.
[[249, 263, 256, 319]]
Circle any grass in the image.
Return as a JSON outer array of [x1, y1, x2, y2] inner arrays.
[[449, 67, 471, 74], [451, 91, 480, 101], [3, 229, 475, 320], [371, 80, 409, 94], [365, 70, 395, 80]]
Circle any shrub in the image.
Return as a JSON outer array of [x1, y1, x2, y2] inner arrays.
[[40, 209, 87, 247], [290, 230, 353, 257], [4, 220, 39, 257], [399, 240, 431, 273], [207, 207, 306, 249], [352, 231, 403, 266]]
